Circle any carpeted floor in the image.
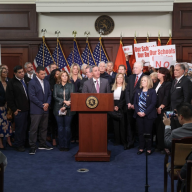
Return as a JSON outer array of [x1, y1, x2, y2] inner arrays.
[[2, 140, 175, 192]]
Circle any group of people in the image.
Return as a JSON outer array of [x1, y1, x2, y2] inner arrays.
[[0, 60, 192, 159]]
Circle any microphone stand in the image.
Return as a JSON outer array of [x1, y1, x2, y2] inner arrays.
[[144, 134, 151, 192]]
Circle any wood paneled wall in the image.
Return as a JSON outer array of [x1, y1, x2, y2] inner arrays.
[[0, 3, 192, 77]]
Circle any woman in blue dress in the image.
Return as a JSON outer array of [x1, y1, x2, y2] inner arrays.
[[0, 67, 12, 149]]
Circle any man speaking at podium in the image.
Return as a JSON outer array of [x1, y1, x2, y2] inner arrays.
[[82, 65, 111, 93]]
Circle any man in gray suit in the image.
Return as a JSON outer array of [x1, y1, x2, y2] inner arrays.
[[163, 103, 192, 150], [82, 65, 111, 93]]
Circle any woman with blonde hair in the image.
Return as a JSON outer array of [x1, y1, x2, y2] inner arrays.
[[53, 71, 75, 151], [0, 67, 12, 149], [133, 75, 157, 155], [69, 63, 82, 143], [110, 73, 127, 149], [69, 63, 82, 93]]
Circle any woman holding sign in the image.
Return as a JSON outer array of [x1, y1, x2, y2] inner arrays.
[[154, 67, 172, 153], [133, 76, 157, 155]]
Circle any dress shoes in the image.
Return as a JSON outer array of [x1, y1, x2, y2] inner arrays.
[[137, 150, 144, 155], [127, 144, 134, 149]]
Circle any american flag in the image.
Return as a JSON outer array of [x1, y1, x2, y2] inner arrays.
[[67, 39, 83, 68], [33, 38, 55, 75], [81, 41, 96, 66], [52, 40, 70, 74], [93, 38, 109, 65]]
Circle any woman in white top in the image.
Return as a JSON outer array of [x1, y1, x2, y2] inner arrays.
[[110, 73, 127, 149]]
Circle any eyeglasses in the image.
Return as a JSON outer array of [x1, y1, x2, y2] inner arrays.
[[2, 71, 8, 74]]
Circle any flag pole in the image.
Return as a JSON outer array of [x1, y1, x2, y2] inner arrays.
[[72, 31, 77, 64], [84, 31, 90, 65], [55, 30, 60, 67], [41, 29, 47, 67], [99, 29, 104, 62]]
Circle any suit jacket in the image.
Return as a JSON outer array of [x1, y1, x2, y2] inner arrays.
[[164, 123, 192, 150], [82, 77, 111, 93], [100, 72, 113, 85], [155, 81, 172, 110], [6, 76, 31, 112], [133, 88, 157, 119], [124, 75, 128, 84], [28, 76, 52, 115], [0, 81, 6, 107], [110, 72, 117, 83], [170, 76, 192, 110], [79, 77, 88, 93], [125, 73, 145, 105], [112, 88, 126, 112]]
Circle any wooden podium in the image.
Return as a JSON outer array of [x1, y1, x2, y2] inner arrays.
[[71, 93, 114, 162]]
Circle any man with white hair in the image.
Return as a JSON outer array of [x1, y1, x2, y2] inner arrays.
[[24, 62, 36, 79], [99, 61, 113, 85], [106, 61, 116, 82], [81, 63, 88, 78], [125, 61, 145, 149]]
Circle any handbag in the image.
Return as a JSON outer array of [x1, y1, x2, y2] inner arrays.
[[59, 89, 67, 116], [108, 110, 123, 120]]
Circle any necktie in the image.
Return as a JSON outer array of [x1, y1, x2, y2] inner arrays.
[[134, 75, 139, 87], [174, 79, 178, 87], [96, 80, 100, 93], [20, 79, 28, 97]]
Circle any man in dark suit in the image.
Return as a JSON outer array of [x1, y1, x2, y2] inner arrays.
[[44, 63, 57, 81], [6, 65, 31, 152], [118, 65, 129, 84], [82, 66, 111, 93], [24, 62, 36, 79], [106, 61, 116, 83], [28, 66, 52, 155], [125, 61, 145, 149], [99, 61, 113, 85], [79, 66, 93, 93], [170, 63, 192, 129], [163, 103, 192, 150]]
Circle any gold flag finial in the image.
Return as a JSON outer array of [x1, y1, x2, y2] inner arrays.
[[84, 31, 90, 41], [55, 30, 60, 38], [158, 31, 160, 38], [99, 29, 104, 38], [169, 29, 172, 38], [72, 31, 77, 38], [41, 29, 47, 37]]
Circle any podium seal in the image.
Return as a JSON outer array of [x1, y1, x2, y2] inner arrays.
[[86, 96, 98, 109]]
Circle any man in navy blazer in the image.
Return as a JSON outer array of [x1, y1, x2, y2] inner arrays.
[[28, 66, 52, 155]]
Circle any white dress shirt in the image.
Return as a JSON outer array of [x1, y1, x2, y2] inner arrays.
[[114, 87, 122, 100], [155, 82, 162, 93], [27, 73, 34, 79], [93, 78, 100, 91], [176, 74, 184, 83], [36, 76, 44, 93]]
